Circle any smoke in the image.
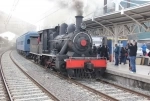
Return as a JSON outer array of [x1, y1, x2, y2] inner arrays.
[[41, 0, 105, 29], [48, 0, 69, 8], [71, 0, 84, 16], [48, 0, 84, 16]]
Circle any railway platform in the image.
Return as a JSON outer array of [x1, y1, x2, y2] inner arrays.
[[107, 62, 150, 76], [105, 62, 150, 91]]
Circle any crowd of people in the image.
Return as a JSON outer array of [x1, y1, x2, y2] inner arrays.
[[114, 44, 128, 66], [92, 41, 150, 73], [114, 40, 137, 73], [93, 40, 138, 73], [92, 44, 109, 60]]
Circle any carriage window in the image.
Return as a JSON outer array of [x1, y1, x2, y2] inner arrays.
[[27, 39, 30, 44]]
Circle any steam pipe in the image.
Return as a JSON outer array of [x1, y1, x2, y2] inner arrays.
[[59, 40, 68, 55]]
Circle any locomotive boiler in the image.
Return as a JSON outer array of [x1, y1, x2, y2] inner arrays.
[[28, 16, 107, 79], [52, 16, 92, 57]]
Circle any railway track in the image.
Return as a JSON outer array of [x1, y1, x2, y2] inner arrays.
[[26, 57, 149, 101], [99, 79, 150, 100], [17, 54, 117, 100], [53, 72, 150, 101], [78, 79, 150, 101], [0, 49, 13, 101], [15, 50, 150, 101], [29, 62, 150, 101], [0, 51, 59, 101], [0, 73, 9, 101], [34, 62, 150, 101]]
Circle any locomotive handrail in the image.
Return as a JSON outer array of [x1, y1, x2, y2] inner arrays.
[[67, 57, 107, 59], [29, 52, 42, 56], [64, 57, 107, 62], [49, 39, 71, 41]]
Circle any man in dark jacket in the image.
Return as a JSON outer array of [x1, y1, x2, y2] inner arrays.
[[120, 47, 126, 64], [93, 44, 97, 56], [114, 44, 119, 66], [128, 40, 137, 73], [97, 45, 102, 57], [101, 45, 108, 59], [106, 45, 110, 60]]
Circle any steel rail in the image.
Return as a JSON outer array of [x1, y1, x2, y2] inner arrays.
[[98, 79, 150, 100], [19, 51, 150, 101], [20, 53, 118, 101], [10, 51, 59, 101], [0, 50, 13, 101], [57, 73, 119, 101]]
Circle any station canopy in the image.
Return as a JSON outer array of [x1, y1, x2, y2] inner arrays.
[[84, 3, 150, 29]]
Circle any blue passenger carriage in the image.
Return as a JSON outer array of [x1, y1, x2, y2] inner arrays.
[[16, 31, 38, 57]]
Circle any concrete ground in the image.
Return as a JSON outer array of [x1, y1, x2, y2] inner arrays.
[[107, 62, 150, 76], [105, 62, 150, 91]]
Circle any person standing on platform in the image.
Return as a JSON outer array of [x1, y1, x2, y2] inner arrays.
[[114, 44, 119, 66], [106, 45, 110, 60], [141, 43, 147, 56], [126, 45, 131, 70], [104, 45, 108, 60], [101, 45, 108, 59], [97, 45, 102, 57], [120, 47, 126, 64], [124, 47, 128, 64], [100, 44, 105, 57], [148, 51, 150, 57], [128, 40, 137, 73], [92, 44, 97, 56]]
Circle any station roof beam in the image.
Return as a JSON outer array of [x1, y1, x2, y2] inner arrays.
[[84, 3, 150, 29], [84, 3, 150, 37]]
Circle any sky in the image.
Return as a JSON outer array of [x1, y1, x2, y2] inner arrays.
[[0, 0, 150, 40], [0, 0, 150, 25], [0, 0, 149, 26], [0, 0, 54, 24], [0, 32, 16, 41]]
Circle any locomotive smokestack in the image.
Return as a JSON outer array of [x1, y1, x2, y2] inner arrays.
[[75, 16, 83, 33]]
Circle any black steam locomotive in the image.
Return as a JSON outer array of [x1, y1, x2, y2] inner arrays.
[[21, 16, 107, 78]]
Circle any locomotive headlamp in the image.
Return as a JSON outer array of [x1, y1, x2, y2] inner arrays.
[[81, 22, 86, 29]]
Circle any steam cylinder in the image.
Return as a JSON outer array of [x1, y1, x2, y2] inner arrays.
[[67, 24, 75, 33], [59, 23, 68, 35]]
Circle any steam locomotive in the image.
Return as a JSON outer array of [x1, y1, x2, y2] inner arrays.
[[17, 16, 107, 78]]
